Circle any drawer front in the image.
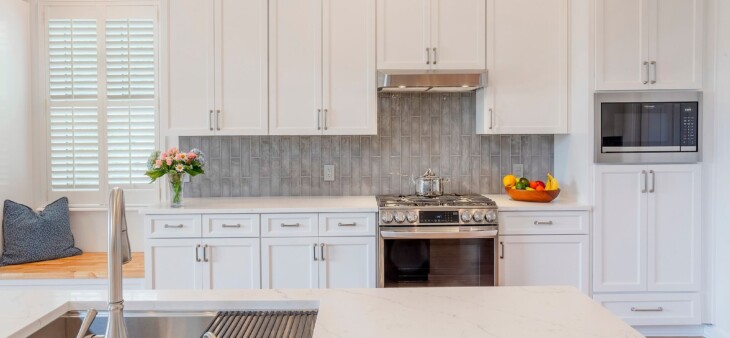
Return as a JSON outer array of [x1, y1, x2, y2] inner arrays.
[[319, 213, 376, 237], [146, 215, 202, 238], [499, 211, 589, 235], [261, 214, 318, 237], [202, 214, 260, 238], [593, 293, 701, 326]]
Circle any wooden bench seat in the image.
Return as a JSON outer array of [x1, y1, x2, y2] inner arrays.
[[0, 252, 144, 280]]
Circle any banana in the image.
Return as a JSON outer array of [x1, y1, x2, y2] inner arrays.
[[546, 173, 559, 190]]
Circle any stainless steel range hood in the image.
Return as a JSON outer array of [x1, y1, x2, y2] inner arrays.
[[378, 72, 486, 92]]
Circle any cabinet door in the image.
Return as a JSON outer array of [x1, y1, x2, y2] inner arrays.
[[595, 0, 651, 90], [202, 238, 261, 290], [214, 0, 268, 135], [321, 0, 377, 135], [647, 165, 701, 291], [649, 0, 702, 90], [498, 235, 589, 294], [478, 0, 568, 134], [430, 0, 485, 71], [166, 0, 215, 136], [269, 0, 322, 135], [261, 237, 319, 288], [594, 165, 648, 292], [376, 0, 431, 71], [319, 237, 377, 288], [145, 239, 202, 289]]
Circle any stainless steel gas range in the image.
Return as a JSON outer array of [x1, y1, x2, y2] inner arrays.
[[377, 194, 499, 288]]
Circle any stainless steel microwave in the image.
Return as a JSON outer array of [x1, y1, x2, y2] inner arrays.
[[595, 92, 701, 164]]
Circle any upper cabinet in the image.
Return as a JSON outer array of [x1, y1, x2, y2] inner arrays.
[[166, 0, 268, 136], [476, 0, 569, 134], [377, 0, 486, 72], [595, 0, 703, 91], [269, 0, 377, 135]]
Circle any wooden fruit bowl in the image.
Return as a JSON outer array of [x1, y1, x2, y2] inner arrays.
[[505, 187, 560, 203]]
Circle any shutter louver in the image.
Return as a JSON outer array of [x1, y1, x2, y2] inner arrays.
[[49, 107, 100, 190], [48, 19, 98, 100], [105, 19, 157, 186]]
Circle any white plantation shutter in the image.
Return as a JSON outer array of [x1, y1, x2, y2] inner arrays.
[[43, 6, 159, 205]]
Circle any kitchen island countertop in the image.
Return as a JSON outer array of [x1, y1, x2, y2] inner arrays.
[[3, 286, 640, 338]]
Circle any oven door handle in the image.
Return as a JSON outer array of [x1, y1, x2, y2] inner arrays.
[[380, 229, 498, 239]]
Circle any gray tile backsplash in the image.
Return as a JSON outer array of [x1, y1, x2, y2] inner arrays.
[[180, 92, 554, 197]]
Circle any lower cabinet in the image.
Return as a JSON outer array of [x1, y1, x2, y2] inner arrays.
[[145, 237, 260, 290], [498, 235, 589, 294], [262, 236, 376, 289]]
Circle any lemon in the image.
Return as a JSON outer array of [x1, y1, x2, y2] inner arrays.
[[503, 174, 517, 188]]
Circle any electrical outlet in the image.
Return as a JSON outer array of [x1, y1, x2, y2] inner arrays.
[[512, 164, 524, 178], [183, 174, 191, 183], [324, 165, 335, 182]]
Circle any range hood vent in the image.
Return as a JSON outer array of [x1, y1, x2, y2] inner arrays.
[[378, 73, 486, 92]]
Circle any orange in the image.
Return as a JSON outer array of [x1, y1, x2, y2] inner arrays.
[[502, 174, 517, 188]]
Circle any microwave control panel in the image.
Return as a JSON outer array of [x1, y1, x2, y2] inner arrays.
[[680, 103, 698, 150]]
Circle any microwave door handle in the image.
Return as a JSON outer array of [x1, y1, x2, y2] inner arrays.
[[380, 229, 498, 240]]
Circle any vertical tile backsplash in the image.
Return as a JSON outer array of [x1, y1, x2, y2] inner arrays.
[[180, 92, 554, 197]]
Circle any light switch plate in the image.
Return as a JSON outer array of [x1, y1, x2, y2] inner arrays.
[[512, 164, 524, 178], [324, 165, 335, 181]]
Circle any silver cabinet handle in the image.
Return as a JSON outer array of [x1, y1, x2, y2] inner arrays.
[[317, 109, 321, 130], [426, 48, 431, 65], [281, 223, 301, 227], [323, 109, 328, 130], [203, 244, 209, 262], [209, 110, 214, 131], [642, 61, 649, 84], [165, 224, 184, 228], [216, 110, 221, 131], [313, 243, 318, 261], [432, 47, 438, 65], [338, 222, 357, 227], [488, 108, 494, 130], [222, 224, 241, 228], [499, 241, 504, 259], [631, 307, 663, 312], [320, 243, 326, 261], [649, 170, 655, 193], [534, 221, 553, 225], [650, 61, 657, 84], [641, 170, 648, 193], [195, 244, 201, 262]]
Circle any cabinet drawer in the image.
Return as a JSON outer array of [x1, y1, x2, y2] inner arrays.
[[319, 213, 376, 237], [499, 211, 588, 235], [593, 293, 701, 326], [202, 214, 260, 238], [146, 215, 202, 238], [261, 214, 318, 237]]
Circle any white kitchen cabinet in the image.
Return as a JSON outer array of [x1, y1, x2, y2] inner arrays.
[[595, 0, 702, 90], [145, 239, 203, 290], [476, 0, 568, 134], [319, 237, 377, 288], [261, 237, 320, 289], [270, 0, 376, 135], [376, 0, 485, 72], [203, 238, 261, 290], [498, 235, 589, 294], [165, 0, 268, 136]]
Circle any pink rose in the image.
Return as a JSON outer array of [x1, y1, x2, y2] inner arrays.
[[154, 159, 162, 168], [187, 152, 197, 161], [160, 152, 167, 160], [166, 158, 173, 166], [168, 147, 178, 155]]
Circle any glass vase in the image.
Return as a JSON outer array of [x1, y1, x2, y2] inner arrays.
[[168, 173, 186, 208]]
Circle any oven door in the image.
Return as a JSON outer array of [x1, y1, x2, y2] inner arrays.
[[379, 227, 497, 288]]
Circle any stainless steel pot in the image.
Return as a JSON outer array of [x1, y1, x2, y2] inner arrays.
[[412, 169, 448, 197]]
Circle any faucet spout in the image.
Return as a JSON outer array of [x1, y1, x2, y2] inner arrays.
[[106, 188, 130, 338]]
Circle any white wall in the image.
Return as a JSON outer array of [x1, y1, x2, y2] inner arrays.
[[0, 0, 33, 253]]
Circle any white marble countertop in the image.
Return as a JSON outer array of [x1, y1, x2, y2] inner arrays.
[[139, 196, 379, 214], [484, 194, 592, 211], [3, 286, 641, 338]]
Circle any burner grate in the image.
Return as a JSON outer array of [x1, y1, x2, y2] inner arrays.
[[201, 310, 318, 338]]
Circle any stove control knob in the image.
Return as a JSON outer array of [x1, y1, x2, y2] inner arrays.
[[460, 211, 473, 223], [406, 211, 418, 223], [472, 210, 485, 222], [485, 210, 497, 223], [394, 211, 407, 223], [380, 211, 394, 224]]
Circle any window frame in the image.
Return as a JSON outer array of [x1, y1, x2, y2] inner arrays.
[[35, 1, 162, 208]]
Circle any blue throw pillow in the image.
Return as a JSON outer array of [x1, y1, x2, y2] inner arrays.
[[0, 197, 82, 266]]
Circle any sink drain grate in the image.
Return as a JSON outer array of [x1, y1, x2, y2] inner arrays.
[[201, 310, 318, 338]]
